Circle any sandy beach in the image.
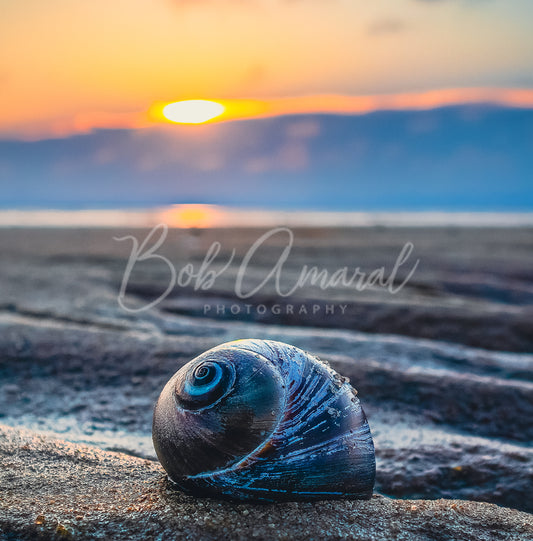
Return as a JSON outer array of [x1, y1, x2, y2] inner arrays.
[[1, 225, 532, 539]]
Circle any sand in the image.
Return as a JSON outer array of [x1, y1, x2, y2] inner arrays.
[[1, 425, 531, 541], [0, 225, 532, 538]]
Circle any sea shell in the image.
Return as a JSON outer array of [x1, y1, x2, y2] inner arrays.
[[152, 339, 375, 501]]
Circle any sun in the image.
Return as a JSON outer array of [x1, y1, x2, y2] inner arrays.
[[162, 100, 225, 124]]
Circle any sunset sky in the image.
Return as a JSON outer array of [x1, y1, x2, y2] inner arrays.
[[2, 0, 533, 138], [1, 1, 532, 211]]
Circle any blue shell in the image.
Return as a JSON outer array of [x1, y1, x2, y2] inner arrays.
[[152, 339, 375, 501]]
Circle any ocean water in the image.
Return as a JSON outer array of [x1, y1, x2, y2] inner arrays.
[[1, 205, 533, 228]]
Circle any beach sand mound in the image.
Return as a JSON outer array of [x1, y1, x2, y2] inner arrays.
[[1, 425, 531, 541]]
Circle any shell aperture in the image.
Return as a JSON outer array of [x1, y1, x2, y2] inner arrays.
[[152, 339, 375, 501]]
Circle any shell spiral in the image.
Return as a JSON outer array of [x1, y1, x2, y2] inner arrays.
[[152, 339, 375, 501]]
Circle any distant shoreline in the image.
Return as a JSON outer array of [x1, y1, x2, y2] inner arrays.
[[2, 206, 533, 228]]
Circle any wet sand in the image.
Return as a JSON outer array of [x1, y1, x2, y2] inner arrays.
[[0, 225, 532, 538]]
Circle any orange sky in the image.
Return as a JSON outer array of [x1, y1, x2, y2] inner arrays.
[[1, 0, 533, 139]]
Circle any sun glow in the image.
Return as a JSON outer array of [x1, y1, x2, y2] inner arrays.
[[158, 204, 222, 228], [162, 100, 225, 124]]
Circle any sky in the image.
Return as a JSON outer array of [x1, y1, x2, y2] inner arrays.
[[1, 0, 532, 210]]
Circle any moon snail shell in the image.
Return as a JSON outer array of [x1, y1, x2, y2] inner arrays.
[[152, 339, 375, 502]]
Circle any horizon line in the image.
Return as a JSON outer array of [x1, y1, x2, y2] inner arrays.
[[2, 87, 533, 142], [1, 206, 533, 228]]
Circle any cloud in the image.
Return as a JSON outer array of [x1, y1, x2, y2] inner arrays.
[[169, 0, 253, 8], [168, 0, 327, 7], [245, 141, 309, 173], [240, 64, 267, 92], [3, 106, 533, 210], [3, 88, 533, 141], [285, 120, 320, 139], [367, 18, 407, 36], [414, 0, 491, 4]]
